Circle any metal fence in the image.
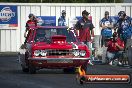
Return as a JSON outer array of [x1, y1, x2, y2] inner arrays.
[[0, 3, 132, 52]]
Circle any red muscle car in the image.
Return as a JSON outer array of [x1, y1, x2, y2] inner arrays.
[[19, 26, 90, 74]]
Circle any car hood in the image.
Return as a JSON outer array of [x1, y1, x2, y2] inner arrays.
[[32, 42, 87, 50]]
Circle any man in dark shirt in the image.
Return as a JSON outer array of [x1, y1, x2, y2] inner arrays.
[[24, 13, 37, 38], [115, 11, 132, 46], [74, 10, 94, 45], [24, 14, 37, 45], [58, 10, 67, 26], [74, 10, 94, 65], [116, 11, 131, 36]]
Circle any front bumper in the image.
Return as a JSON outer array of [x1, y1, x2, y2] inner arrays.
[[28, 57, 90, 68]]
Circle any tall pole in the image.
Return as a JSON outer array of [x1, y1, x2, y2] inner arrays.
[[41, 0, 42, 3]]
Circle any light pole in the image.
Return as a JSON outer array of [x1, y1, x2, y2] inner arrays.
[[41, 0, 43, 3]]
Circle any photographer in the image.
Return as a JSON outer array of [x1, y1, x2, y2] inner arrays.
[[106, 32, 124, 65]]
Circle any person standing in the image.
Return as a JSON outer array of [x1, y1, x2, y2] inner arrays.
[[24, 13, 37, 45], [115, 11, 132, 46], [58, 10, 68, 26], [24, 13, 37, 38], [74, 10, 94, 46], [74, 10, 94, 65], [100, 11, 113, 47]]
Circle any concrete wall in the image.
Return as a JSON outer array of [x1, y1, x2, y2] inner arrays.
[[0, 3, 132, 52]]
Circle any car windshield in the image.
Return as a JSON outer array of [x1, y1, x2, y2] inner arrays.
[[34, 27, 77, 43]]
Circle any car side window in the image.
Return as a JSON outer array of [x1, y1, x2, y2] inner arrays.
[[34, 29, 49, 42]]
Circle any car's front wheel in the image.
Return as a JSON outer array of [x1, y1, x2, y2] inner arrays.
[[63, 68, 76, 73], [21, 65, 29, 72], [29, 65, 36, 74], [81, 62, 88, 73]]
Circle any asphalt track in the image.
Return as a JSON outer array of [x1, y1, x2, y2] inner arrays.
[[0, 55, 132, 88]]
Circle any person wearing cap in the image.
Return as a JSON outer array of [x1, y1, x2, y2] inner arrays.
[[74, 10, 94, 45], [23, 14, 37, 46], [24, 13, 37, 38], [58, 10, 68, 26], [115, 11, 132, 46], [100, 11, 113, 47], [74, 10, 94, 65], [106, 32, 124, 65]]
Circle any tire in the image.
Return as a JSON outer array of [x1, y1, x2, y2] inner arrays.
[[79, 76, 86, 85], [22, 67, 29, 72], [20, 54, 29, 73], [81, 62, 88, 73], [29, 65, 36, 74], [128, 47, 132, 66], [63, 68, 76, 73]]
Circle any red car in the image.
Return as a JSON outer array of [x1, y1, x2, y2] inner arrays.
[[19, 26, 90, 74]]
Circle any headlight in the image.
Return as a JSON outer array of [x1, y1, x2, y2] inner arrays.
[[40, 50, 47, 56], [72, 50, 80, 56], [34, 50, 40, 56], [79, 50, 86, 56]]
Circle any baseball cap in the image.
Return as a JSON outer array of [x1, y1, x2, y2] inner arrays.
[[62, 10, 66, 14], [118, 11, 126, 17], [82, 10, 90, 15], [105, 11, 109, 15], [28, 13, 34, 18]]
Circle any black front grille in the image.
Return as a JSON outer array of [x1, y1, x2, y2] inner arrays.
[[47, 59, 73, 63], [47, 49, 72, 56]]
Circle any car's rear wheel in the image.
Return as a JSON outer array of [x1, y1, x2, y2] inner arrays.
[[29, 65, 36, 74]]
